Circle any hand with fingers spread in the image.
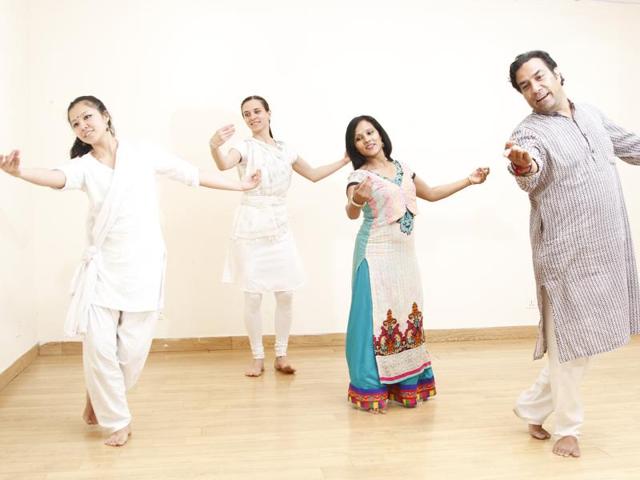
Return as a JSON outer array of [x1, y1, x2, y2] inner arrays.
[[0, 150, 22, 177], [209, 124, 242, 170], [352, 176, 373, 206], [210, 124, 236, 148]]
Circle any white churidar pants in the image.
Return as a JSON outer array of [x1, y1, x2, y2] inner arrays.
[[515, 288, 590, 437], [83, 305, 158, 433], [244, 290, 294, 359]]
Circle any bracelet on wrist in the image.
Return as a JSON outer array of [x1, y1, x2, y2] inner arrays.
[[350, 196, 365, 208], [511, 162, 533, 176]]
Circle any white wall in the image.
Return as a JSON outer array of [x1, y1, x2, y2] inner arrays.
[[3, 0, 639, 347], [0, 0, 38, 372]]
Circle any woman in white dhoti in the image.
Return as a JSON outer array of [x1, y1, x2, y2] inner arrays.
[[0, 96, 260, 446], [344, 115, 489, 412], [209, 95, 350, 376]]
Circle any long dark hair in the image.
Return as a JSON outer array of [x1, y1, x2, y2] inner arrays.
[[241, 95, 274, 139], [67, 95, 115, 159], [345, 115, 393, 170]]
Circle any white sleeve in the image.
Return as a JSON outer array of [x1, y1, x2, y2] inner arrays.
[[284, 142, 298, 164], [54, 158, 87, 191], [230, 140, 248, 163], [145, 143, 199, 187]]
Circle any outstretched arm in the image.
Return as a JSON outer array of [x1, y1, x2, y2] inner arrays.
[[414, 167, 490, 202], [503, 127, 545, 193], [0, 150, 66, 189], [209, 124, 242, 171], [199, 169, 261, 191], [293, 154, 351, 183], [601, 115, 640, 165]]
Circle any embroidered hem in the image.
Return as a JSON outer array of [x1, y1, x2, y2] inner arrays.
[[388, 377, 436, 407], [348, 377, 436, 411], [347, 385, 389, 412]]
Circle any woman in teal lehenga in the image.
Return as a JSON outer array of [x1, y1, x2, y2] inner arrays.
[[343, 115, 489, 412]]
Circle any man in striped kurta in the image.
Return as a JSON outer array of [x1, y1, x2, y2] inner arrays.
[[504, 50, 640, 458]]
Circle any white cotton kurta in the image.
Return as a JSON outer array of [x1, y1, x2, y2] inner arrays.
[[223, 138, 304, 293], [56, 139, 199, 332]]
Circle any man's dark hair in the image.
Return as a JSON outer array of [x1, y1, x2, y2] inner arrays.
[[509, 50, 563, 91]]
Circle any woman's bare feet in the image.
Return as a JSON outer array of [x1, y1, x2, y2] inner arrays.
[[245, 358, 265, 377], [528, 424, 551, 440], [553, 436, 581, 457], [104, 424, 131, 447], [82, 394, 98, 425], [274, 356, 296, 374], [367, 408, 387, 415]]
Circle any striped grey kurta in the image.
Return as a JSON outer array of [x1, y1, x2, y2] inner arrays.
[[511, 102, 640, 363]]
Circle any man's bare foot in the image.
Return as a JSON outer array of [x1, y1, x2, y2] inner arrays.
[[528, 424, 551, 440], [274, 356, 296, 374], [82, 395, 98, 425], [245, 359, 265, 377], [104, 424, 131, 447], [553, 435, 581, 457]]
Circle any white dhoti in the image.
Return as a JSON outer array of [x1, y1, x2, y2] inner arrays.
[[83, 305, 158, 433], [515, 288, 590, 437]]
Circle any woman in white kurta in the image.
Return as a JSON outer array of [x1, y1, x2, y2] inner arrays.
[[210, 95, 350, 376], [0, 96, 260, 447]]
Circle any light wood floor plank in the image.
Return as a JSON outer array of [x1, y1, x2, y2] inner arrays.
[[0, 338, 638, 479]]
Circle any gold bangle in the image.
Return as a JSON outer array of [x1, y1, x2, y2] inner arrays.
[[350, 196, 364, 208]]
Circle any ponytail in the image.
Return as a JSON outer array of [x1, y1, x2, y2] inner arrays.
[[70, 138, 92, 159]]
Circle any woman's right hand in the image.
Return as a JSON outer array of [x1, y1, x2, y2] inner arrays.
[[352, 177, 373, 205], [0, 150, 22, 177], [209, 124, 235, 148], [241, 169, 262, 191]]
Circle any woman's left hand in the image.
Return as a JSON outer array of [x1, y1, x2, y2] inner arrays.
[[468, 167, 490, 185]]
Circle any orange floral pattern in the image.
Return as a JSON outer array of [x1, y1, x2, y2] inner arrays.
[[373, 302, 425, 356]]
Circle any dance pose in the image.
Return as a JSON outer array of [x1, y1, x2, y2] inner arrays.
[[506, 50, 640, 457], [344, 115, 489, 412], [0, 95, 260, 446], [209, 95, 350, 376]]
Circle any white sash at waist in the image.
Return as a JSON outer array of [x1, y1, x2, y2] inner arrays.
[[63, 246, 99, 337]]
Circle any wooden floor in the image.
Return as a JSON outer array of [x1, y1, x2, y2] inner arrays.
[[1, 337, 639, 480]]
